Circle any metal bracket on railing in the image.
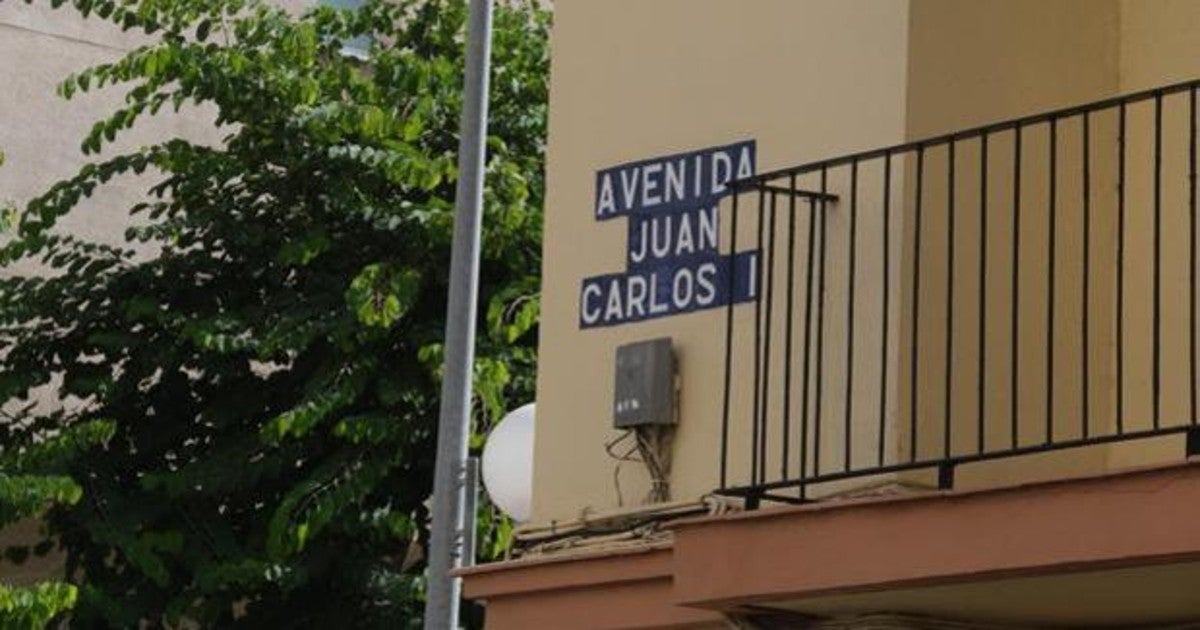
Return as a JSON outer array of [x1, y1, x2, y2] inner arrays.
[[754, 184, 839, 204], [1186, 427, 1200, 458], [726, 179, 839, 204], [937, 463, 955, 491]]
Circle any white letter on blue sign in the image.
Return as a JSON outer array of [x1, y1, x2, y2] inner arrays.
[[666, 158, 686, 204], [642, 162, 663, 206], [672, 268, 694, 309], [737, 145, 754, 180], [711, 150, 732, 195], [696, 262, 717, 306], [605, 279, 623, 323], [620, 168, 639, 212], [699, 205, 718, 251], [676, 213, 695, 256], [581, 283, 602, 325], [627, 275, 647, 318], [649, 274, 670, 315], [596, 174, 616, 217]]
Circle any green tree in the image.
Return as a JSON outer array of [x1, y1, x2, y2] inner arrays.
[[0, 0, 546, 626], [0, 416, 113, 629], [0, 151, 103, 630]]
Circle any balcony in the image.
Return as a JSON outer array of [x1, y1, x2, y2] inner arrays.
[[716, 78, 1200, 506], [464, 79, 1200, 629]]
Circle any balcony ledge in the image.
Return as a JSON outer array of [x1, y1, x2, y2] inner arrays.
[[673, 458, 1200, 626], [464, 460, 1200, 628]]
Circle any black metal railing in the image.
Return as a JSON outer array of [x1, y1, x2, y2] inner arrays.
[[718, 78, 1200, 507]]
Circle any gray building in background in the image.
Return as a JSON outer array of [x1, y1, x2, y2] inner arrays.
[[0, 1, 319, 256], [0, 4, 219, 265]]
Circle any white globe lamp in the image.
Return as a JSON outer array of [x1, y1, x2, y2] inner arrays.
[[481, 403, 535, 522]]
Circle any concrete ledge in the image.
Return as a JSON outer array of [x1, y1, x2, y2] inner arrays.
[[672, 460, 1200, 609], [461, 461, 1200, 627], [459, 542, 724, 629]]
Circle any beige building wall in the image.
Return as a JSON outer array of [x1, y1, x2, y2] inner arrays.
[[901, 0, 1123, 489], [899, 0, 1200, 487], [1106, 0, 1200, 469], [534, 0, 1200, 524], [534, 0, 912, 522]]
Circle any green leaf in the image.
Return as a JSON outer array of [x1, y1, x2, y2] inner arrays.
[[261, 361, 373, 444], [277, 228, 331, 266], [0, 475, 82, 527], [196, 19, 211, 42], [401, 114, 423, 142], [0, 582, 77, 629], [345, 263, 421, 329]]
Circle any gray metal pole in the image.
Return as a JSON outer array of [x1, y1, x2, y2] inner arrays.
[[424, 0, 493, 628], [461, 456, 480, 569]]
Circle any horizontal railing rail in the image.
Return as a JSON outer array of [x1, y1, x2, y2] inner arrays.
[[732, 76, 1200, 186], [718, 78, 1200, 507]]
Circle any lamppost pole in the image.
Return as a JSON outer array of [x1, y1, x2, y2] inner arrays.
[[424, 0, 493, 627]]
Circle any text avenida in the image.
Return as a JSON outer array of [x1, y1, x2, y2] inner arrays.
[[579, 141, 759, 328]]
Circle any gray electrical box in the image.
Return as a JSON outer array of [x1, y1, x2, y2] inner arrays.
[[613, 337, 676, 428]]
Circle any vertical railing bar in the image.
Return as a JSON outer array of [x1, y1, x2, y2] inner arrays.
[[945, 140, 956, 459], [1192, 87, 1198, 427], [879, 151, 892, 467], [911, 147, 925, 463], [1047, 118, 1057, 445], [1153, 92, 1163, 431], [814, 167, 829, 476], [1012, 125, 1023, 449], [1082, 112, 1092, 439], [782, 175, 798, 480], [720, 191, 740, 489], [844, 159, 859, 472], [978, 133, 989, 454], [799, 193, 819, 493], [759, 191, 779, 485], [1118, 101, 1127, 435], [751, 188, 765, 483]]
